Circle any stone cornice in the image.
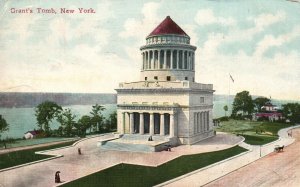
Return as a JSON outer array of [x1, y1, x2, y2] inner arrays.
[[115, 88, 214, 94], [117, 104, 180, 112], [140, 44, 197, 51]]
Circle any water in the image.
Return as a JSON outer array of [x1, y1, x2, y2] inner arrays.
[[0, 104, 116, 139], [0, 97, 297, 139]]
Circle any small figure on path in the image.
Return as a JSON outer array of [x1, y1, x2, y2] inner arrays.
[[55, 171, 61, 183], [148, 136, 153, 141], [78, 147, 82, 155], [167, 144, 171, 151]]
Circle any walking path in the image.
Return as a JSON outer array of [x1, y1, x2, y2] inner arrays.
[[205, 127, 300, 187], [0, 132, 242, 187]]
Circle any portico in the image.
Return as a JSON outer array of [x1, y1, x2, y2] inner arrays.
[[121, 111, 176, 137]]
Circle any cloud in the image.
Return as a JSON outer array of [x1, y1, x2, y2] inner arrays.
[[118, 2, 162, 67], [119, 2, 161, 40], [195, 9, 236, 26], [254, 26, 300, 57], [253, 11, 286, 31]]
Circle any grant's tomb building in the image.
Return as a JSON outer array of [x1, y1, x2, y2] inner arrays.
[[101, 16, 214, 152]]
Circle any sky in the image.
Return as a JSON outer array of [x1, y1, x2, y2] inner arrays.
[[0, 0, 300, 100]]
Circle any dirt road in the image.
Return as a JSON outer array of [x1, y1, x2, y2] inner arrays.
[[205, 128, 300, 187]]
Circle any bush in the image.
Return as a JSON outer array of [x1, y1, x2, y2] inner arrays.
[[216, 116, 229, 122]]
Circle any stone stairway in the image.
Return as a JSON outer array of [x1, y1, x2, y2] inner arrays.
[[100, 134, 170, 152]]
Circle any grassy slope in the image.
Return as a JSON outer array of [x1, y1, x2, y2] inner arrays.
[[62, 146, 247, 187], [216, 120, 293, 145], [0, 141, 76, 169]]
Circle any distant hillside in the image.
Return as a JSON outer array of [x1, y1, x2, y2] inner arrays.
[[0, 92, 117, 108]]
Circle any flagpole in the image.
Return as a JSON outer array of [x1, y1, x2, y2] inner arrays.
[[228, 73, 230, 108]]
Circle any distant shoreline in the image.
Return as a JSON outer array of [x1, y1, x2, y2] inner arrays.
[[0, 92, 117, 108]]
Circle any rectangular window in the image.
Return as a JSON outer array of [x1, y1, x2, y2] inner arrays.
[[166, 76, 171, 81], [200, 97, 205, 104], [185, 77, 188, 80], [154, 76, 158, 80]]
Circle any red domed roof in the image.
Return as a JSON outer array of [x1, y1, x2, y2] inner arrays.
[[148, 16, 188, 37]]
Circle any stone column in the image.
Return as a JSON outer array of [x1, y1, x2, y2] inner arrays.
[[139, 113, 144, 135], [207, 111, 209, 131], [163, 50, 167, 69], [170, 50, 173, 69], [169, 113, 175, 137], [121, 112, 125, 134], [130, 113, 134, 134], [203, 112, 206, 132], [158, 50, 161, 69], [181, 50, 184, 69], [147, 51, 149, 69], [155, 50, 158, 69], [197, 112, 200, 133], [150, 50, 154, 69], [199, 112, 202, 133], [176, 50, 179, 69], [160, 113, 165, 135], [187, 52, 190, 70], [150, 113, 154, 135], [193, 53, 195, 70]]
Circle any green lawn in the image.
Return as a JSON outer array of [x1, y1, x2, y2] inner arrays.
[[62, 146, 247, 187], [216, 120, 293, 145], [1, 137, 76, 149], [0, 141, 76, 170], [242, 134, 278, 145]]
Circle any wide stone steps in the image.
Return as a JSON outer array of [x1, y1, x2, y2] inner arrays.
[[100, 134, 170, 152]]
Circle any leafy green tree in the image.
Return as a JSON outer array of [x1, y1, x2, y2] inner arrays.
[[232, 91, 254, 116], [108, 111, 117, 131], [90, 104, 105, 132], [253, 97, 270, 112], [35, 101, 62, 135], [282, 103, 300, 123], [76, 115, 92, 137], [0, 115, 9, 148], [57, 108, 77, 137], [223, 105, 228, 117]]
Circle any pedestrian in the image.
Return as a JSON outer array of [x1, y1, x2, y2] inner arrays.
[[55, 171, 61, 183], [78, 147, 82, 155]]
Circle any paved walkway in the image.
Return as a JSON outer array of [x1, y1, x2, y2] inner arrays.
[[205, 128, 300, 187], [0, 132, 242, 187]]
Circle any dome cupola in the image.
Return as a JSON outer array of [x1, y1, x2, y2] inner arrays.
[[140, 16, 197, 82]]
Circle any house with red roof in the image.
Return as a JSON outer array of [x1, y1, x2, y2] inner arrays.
[[253, 102, 282, 122], [24, 130, 43, 139]]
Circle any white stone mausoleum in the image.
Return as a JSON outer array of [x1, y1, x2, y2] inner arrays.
[[116, 16, 215, 145]]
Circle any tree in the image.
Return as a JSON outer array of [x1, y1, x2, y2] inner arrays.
[[76, 115, 92, 137], [253, 97, 270, 112], [232, 91, 254, 116], [90, 104, 105, 132], [223, 105, 228, 117], [0, 115, 9, 148], [35, 101, 62, 135], [282, 103, 300, 123], [108, 111, 117, 131], [57, 108, 77, 137]]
